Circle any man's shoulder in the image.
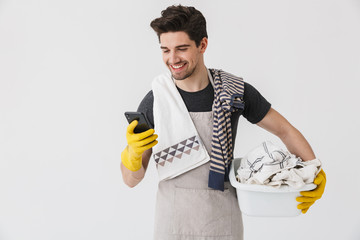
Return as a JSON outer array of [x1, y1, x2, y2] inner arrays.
[[142, 90, 153, 102], [210, 68, 246, 81], [137, 90, 154, 115]]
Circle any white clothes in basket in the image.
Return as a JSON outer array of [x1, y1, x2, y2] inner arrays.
[[236, 141, 322, 188]]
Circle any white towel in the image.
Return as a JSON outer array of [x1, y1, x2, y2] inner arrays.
[[236, 141, 322, 188], [152, 72, 210, 181]]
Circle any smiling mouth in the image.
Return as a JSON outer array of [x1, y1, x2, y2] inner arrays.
[[170, 63, 187, 71]]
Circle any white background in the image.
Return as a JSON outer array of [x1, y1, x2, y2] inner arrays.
[[1, 0, 359, 239]]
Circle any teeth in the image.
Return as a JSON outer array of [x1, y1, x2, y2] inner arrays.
[[172, 64, 184, 69]]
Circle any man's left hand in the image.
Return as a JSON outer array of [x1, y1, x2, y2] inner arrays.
[[296, 169, 327, 214]]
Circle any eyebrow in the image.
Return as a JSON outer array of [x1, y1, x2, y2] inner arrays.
[[160, 44, 191, 49]]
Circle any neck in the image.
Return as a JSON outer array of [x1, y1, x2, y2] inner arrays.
[[174, 65, 209, 92]]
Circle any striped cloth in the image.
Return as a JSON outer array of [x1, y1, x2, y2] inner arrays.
[[208, 69, 245, 191]]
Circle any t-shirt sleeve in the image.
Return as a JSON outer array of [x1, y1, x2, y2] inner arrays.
[[136, 90, 155, 129], [242, 82, 271, 124]]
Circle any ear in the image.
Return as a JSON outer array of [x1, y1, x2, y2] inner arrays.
[[199, 37, 208, 53]]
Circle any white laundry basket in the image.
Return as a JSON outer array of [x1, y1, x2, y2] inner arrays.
[[229, 158, 316, 217]]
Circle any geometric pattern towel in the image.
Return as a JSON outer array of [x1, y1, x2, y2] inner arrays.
[[152, 71, 210, 181], [154, 135, 200, 168]]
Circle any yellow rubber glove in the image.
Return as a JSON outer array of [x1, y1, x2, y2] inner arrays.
[[296, 169, 326, 214], [121, 120, 158, 171]]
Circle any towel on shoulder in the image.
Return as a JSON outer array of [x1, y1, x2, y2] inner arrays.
[[236, 141, 322, 188]]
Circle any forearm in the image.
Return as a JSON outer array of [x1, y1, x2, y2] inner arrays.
[[257, 108, 316, 161], [120, 148, 152, 188], [121, 162, 145, 188], [280, 126, 316, 161]]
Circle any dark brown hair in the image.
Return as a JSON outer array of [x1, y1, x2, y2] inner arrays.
[[150, 5, 208, 47]]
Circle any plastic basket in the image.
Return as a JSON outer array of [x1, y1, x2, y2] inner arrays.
[[229, 158, 316, 217]]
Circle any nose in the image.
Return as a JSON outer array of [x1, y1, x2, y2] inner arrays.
[[169, 51, 181, 65]]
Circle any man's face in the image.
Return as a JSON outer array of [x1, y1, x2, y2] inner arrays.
[[160, 31, 205, 80]]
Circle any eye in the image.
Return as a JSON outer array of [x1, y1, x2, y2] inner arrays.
[[178, 48, 187, 51], [162, 50, 170, 53]]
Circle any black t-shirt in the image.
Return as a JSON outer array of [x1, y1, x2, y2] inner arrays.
[[137, 76, 271, 144]]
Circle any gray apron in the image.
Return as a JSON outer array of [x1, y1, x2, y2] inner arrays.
[[153, 111, 243, 240]]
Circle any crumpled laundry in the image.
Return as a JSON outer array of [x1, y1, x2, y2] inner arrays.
[[236, 141, 322, 189]]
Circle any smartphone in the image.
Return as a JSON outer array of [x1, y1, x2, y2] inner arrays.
[[124, 111, 152, 133]]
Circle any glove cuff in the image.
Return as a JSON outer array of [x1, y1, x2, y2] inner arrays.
[[121, 146, 142, 171]]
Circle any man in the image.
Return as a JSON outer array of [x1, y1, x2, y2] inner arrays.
[[120, 5, 326, 240]]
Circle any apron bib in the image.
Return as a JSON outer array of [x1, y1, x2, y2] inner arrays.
[[153, 111, 243, 240]]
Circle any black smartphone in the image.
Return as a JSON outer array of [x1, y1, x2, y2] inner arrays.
[[124, 111, 152, 133]]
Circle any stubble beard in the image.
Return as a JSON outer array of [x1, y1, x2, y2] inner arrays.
[[171, 64, 197, 81]]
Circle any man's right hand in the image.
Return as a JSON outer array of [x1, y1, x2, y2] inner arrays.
[[121, 120, 158, 171]]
